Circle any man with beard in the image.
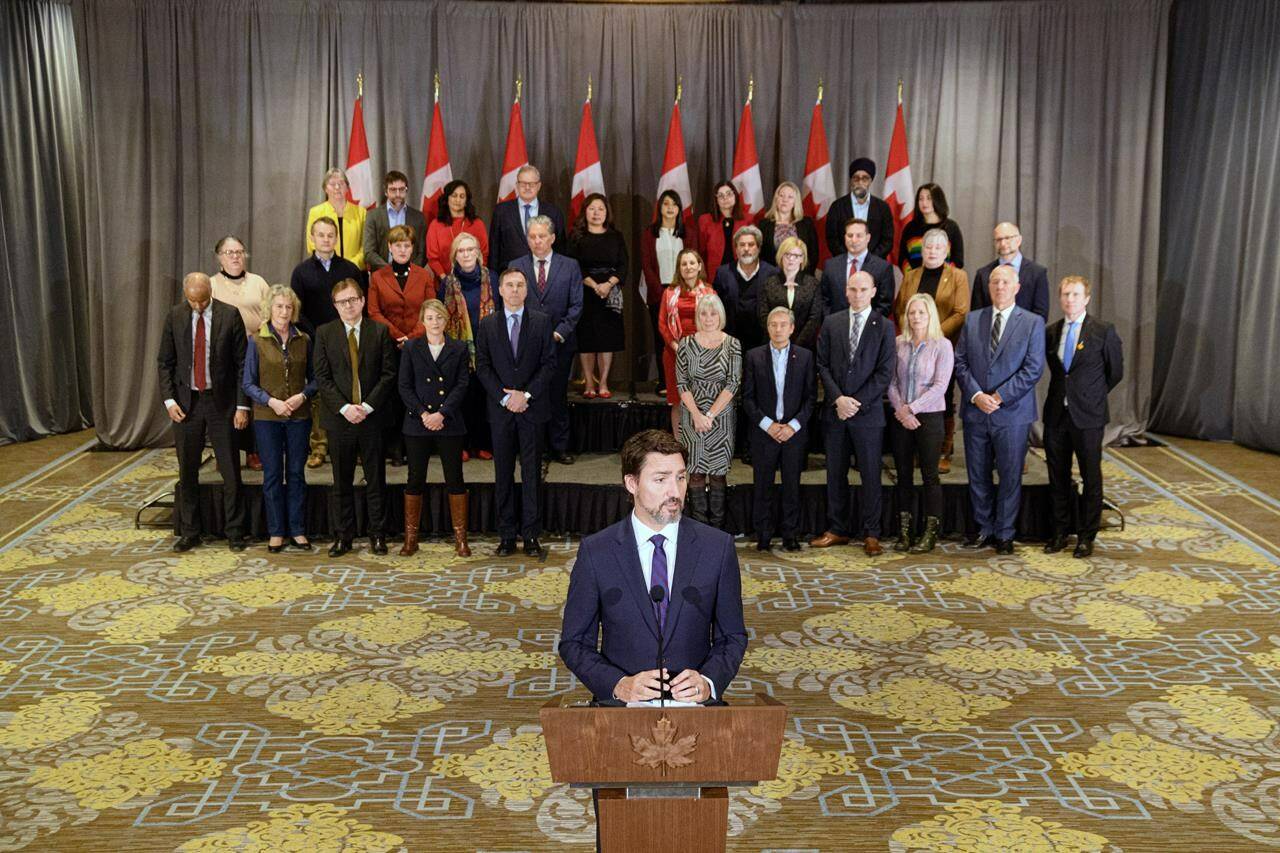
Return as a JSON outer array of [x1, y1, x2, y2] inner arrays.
[[824, 157, 895, 260], [712, 224, 777, 350], [558, 429, 747, 705]]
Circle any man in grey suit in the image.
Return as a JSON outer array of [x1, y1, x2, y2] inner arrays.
[[363, 170, 426, 269], [954, 264, 1046, 554]]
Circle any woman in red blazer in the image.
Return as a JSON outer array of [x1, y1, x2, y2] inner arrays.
[[695, 181, 750, 274], [367, 224, 436, 464]]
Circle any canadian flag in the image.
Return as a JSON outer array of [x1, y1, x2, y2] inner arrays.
[[496, 98, 529, 203], [802, 99, 837, 266], [732, 100, 765, 221], [420, 101, 452, 219], [344, 94, 376, 208], [883, 95, 914, 267], [656, 101, 694, 230], [569, 99, 605, 222]]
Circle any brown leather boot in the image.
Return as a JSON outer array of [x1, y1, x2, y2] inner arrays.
[[449, 492, 471, 557], [400, 493, 423, 556], [939, 416, 956, 474]]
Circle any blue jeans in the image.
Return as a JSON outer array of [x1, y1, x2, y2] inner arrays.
[[254, 418, 310, 537]]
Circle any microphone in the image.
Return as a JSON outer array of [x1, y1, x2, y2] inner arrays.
[[650, 584, 669, 706]]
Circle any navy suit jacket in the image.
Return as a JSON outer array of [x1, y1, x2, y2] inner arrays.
[[820, 252, 895, 318], [712, 261, 778, 339], [1044, 315, 1124, 430], [398, 337, 470, 437], [488, 198, 567, 274], [508, 252, 584, 347], [559, 515, 748, 702], [474, 308, 557, 424], [971, 257, 1051, 319], [955, 306, 1046, 427], [741, 343, 816, 430], [824, 193, 894, 259], [816, 309, 896, 427]]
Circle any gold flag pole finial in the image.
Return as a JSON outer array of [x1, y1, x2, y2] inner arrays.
[[897, 78, 903, 105], [515, 75, 523, 104], [747, 76, 754, 104], [356, 72, 363, 98], [675, 75, 682, 105], [817, 78, 824, 105], [433, 71, 440, 104], [587, 74, 593, 104]]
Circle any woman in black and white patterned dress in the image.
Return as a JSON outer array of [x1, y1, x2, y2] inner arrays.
[[676, 292, 741, 530]]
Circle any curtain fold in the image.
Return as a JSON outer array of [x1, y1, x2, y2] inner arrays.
[[0, 0, 92, 444], [1152, 0, 1280, 453], [69, 0, 1171, 449]]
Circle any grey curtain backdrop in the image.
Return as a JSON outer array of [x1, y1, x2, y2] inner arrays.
[[0, 0, 92, 444], [59, 0, 1166, 448], [1153, 0, 1280, 454]]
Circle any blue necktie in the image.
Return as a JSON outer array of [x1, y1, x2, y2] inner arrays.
[[650, 533, 669, 629], [523, 204, 532, 232], [509, 313, 520, 357], [1063, 320, 1079, 372]]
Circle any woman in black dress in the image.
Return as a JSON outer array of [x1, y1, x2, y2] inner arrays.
[[566, 193, 628, 399]]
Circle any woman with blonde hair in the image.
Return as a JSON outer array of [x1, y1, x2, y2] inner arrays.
[[759, 181, 819, 276], [755, 235, 824, 349], [305, 167, 367, 270], [676, 292, 741, 528], [658, 248, 715, 435], [241, 285, 316, 552], [437, 231, 495, 461], [399, 298, 471, 557], [887, 292, 954, 553]]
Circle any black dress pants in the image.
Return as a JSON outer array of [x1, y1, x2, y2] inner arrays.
[[174, 391, 245, 538], [328, 423, 387, 538], [404, 433, 466, 495], [1044, 415, 1105, 539], [750, 428, 806, 539], [492, 411, 542, 539], [889, 411, 945, 519]]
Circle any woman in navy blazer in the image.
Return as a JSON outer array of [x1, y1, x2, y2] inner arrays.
[[399, 299, 471, 557]]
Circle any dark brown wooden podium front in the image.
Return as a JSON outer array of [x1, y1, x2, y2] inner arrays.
[[540, 694, 787, 853]]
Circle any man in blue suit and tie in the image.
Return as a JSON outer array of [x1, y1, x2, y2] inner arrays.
[[955, 264, 1046, 554], [510, 216, 583, 467], [810, 271, 896, 556], [559, 429, 747, 704]]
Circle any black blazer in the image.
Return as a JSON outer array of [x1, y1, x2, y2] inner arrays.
[[742, 343, 816, 431], [399, 337, 470, 437], [1044, 315, 1124, 430], [487, 198, 567, 274], [157, 299, 248, 416], [820, 252, 895, 319], [474, 308, 558, 424], [816, 309, 896, 427], [760, 218, 820, 276], [756, 272, 825, 351], [972, 257, 1051, 319], [313, 318, 399, 432], [824, 193, 894, 260]]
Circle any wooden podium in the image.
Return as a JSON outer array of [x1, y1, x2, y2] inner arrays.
[[541, 694, 787, 852]]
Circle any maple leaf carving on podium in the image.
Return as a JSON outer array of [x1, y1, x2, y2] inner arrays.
[[631, 715, 698, 775]]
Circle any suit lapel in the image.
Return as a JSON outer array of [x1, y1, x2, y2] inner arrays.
[[784, 348, 803, 410], [663, 518, 700, 644], [179, 308, 194, 374], [615, 519, 661, 642], [993, 307, 1021, 363]]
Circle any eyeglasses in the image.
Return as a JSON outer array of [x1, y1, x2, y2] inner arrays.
[[219, 250, 245, 257], [715, 190, 736, 198], [784, 251, 805, 260], [517, 180, 540, 188], [333, 297, 362, 308]]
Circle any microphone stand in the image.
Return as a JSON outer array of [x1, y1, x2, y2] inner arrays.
[[650, 584, 667, 709]]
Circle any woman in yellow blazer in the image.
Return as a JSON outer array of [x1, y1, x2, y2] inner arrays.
[[305, 167, 367, 270], [894, 228, 969, 472]]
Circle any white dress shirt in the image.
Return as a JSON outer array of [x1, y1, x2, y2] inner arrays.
[[758, 343, 802, 433], [498, 307, 530, 407]]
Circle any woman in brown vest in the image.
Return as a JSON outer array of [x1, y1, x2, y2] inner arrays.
[[242, 284, 317, 552]]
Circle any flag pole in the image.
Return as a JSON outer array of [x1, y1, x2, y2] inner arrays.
[[747, 75, 754, 105], [898, 78, 903, 105], [433, 70, 440, 104], [587, 74, 592, 103], [817, 78, 824, 106], [356, 72, 363, 99], [515, 75, 522, 104], [675, 75, 682, 105]]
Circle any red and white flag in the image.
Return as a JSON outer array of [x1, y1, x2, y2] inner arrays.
[[496, 98, 529, 203], [883, 94, 914, 267], [569, 99, 604, 222], [732, 100, 765, 222], [344, 94, 376, 208], [802, 98, 837, 266], [656, 101, 694, 230], [420, 101, 452, 219]]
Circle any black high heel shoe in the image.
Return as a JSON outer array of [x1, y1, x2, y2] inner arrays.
[[289, 538, 313, 551]]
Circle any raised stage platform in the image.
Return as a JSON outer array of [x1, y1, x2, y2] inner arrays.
[[189, 395, 1065, 541]]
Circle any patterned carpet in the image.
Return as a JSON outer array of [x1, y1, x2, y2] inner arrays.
[[0, 436, 1277, 851]]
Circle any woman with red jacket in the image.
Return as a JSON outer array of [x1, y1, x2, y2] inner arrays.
[[658, 247, 715, 435], [695, 181, 750, 275]]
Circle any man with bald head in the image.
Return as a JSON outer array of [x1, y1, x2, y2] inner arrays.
[[158, 272, 250, 552], [955, 264, 1046, 554], [971, 222, 1050, 318]]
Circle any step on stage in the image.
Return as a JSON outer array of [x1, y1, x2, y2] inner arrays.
[[191, 395, 1059, 540]]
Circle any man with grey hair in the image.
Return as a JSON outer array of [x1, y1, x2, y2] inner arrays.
[[157, 272, 250, 552], [742, 306, 815, 551], [712, 224, 777, 351], [510, 215, 583, 466], [488, 164, 567, 274]]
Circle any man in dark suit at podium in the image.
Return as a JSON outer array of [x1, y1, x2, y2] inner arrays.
[[559, 429, 747, 704], [1043, 275, 1124, 558], [488, 164, 567, 274]]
